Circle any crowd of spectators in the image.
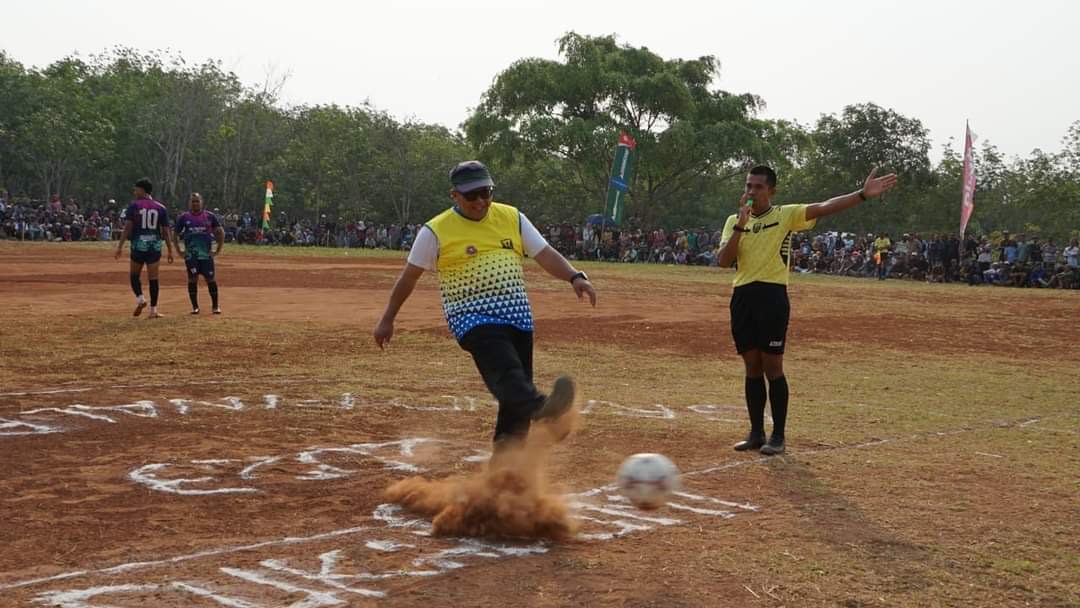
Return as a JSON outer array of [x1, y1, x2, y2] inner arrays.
[[0, 194, 122, 242], [2, 191, 1076, 289], [785, 231, 1080, 289]]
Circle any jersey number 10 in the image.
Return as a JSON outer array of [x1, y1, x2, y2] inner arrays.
[[138, 208, 159, 230]]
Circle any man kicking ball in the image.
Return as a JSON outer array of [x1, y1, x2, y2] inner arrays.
[[374, 160, 597, 458]]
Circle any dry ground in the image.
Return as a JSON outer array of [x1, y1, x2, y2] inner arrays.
[[1, 241, 1077, 607]]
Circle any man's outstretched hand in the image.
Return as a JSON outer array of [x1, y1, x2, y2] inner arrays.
[[863, 167, 899, 199]]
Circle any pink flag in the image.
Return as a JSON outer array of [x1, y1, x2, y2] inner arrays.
[[960, 122, 976, 237]]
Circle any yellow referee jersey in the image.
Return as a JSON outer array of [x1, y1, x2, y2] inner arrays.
[[720, 204, 816, 287]]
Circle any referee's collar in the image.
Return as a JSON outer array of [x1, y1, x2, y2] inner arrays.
[[750, 205, 775, 219]]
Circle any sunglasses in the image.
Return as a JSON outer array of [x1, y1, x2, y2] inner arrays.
[[461, 187, 494, 202]]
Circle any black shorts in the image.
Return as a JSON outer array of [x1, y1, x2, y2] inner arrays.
[[730, 282, 790, 355], [185, 256, 216, 279], [130, 248, 162, 265]]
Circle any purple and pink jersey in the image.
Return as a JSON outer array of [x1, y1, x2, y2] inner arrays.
[[122, 197, 170, 252], [175, 211, 221, 260]]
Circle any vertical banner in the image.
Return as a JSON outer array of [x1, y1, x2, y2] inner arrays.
[[604, 131, 636, 226], [262, 181, 274, 230], [960, 123, 976, 238]]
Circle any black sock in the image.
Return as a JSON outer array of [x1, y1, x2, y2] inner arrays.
[[768, 376, 790, 440], [745, 376, 767, 435], [129, 274, 142, 297], [188, 283, 199, 309], [149, 280, 160, 307], [208, 281, 219, 309]]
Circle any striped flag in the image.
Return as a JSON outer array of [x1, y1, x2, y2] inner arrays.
[[262, 181, 274, 230], [959, 123, 976, 238]]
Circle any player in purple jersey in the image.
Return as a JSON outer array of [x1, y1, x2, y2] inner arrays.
[[114, 178, 174, 318], [173, 193, 224, 314]]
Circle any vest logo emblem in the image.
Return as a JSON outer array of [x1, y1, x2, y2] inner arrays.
[[501, 239, 513, 250]]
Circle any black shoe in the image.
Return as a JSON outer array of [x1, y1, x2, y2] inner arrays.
[[760, 436, 785, 455], [734, 431, 766, 451], [532, 375, 576, 421], [190, 308, 200, 315]]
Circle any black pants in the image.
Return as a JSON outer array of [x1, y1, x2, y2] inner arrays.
[[459, 324, 546, 444]]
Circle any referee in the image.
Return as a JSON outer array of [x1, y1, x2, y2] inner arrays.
[[717, 166, 897, 455]]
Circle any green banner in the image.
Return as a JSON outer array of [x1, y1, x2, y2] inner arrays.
[[604, 132, 636, 226]]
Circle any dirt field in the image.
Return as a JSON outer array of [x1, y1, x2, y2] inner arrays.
[[1, 241, 1077, 607]]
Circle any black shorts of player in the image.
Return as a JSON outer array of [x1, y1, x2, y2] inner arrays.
[[185, 256, 216, 279], [729, 281, 790, 355], [130, 248, 162, 265]]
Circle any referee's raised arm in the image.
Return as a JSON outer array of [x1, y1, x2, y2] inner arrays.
[[804, 167, 899, 221]]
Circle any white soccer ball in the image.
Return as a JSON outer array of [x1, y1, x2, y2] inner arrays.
[[616, 453, 680, 510]]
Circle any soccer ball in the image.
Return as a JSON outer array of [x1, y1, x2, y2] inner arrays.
[[616, 453, 680, 510]]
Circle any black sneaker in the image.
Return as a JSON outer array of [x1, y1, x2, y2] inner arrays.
[[190, 308, 200, 315], [760, 436, 785, 455], [531, 375, 576, 421], [734, 431, 766, 451]]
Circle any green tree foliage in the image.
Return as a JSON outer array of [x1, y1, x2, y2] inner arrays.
[[465, 32, 778, 227], [0, 46, 1075, 238], [0, 49, 468, 225]]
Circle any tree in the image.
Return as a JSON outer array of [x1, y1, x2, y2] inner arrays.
[[789, 103, 933, 233], [271, 105, 362, 223], [363, 116, 471, 225], [15, 58, 114, 200], [200, 85, 291, 213], [465, 32, 772, 227], [0, 51, 31, 193]]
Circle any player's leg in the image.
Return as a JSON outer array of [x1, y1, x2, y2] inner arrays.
[[459, 325, 546, 454], [128, 259, 147, 317], [515, 328, 575, 422], [185, 257, 200, 313], [735, 349, 767, 451], [146, 256, 163, 318], [760, 352, 787, 455], [757, 286, 792, 456], [731, 285, 767, 451], [514, 328, 576, 441], [203, 257, 221, 314]]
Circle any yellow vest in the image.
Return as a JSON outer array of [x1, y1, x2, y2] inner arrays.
[[425, 202, 532, 339]]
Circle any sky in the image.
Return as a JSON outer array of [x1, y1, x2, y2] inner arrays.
[[5, 0, 1078, 161]]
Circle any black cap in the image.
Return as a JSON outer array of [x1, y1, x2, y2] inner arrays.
[[449, 161, 495, 193]]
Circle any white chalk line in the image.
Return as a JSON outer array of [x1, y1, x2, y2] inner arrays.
[[0, 414, 1055, 593], [0, 526, 371, 592], [0, 377, 465, 398], [5, 476, 747, 592], [0, 418, 63, 436], [0, 378, 323, 397]]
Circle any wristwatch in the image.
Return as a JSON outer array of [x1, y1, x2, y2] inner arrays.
[[857, 189, 867, 201], [732, 225, 750, 233], [569, 271, 589, 284]]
